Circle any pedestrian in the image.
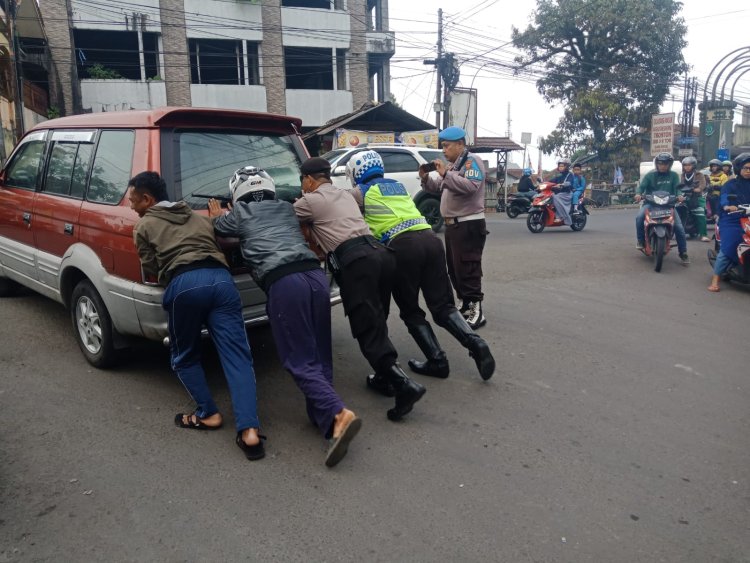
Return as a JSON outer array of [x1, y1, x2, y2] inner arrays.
[[344, 150, 495, 383], [419, 126, 489, 329], [128, 171, 265, 461], [207, 166, 360, 467], [293, 157, 426, 421]]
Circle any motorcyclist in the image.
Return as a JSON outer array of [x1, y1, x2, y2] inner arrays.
[[707, 158, 728, 220], [722, 160, 734, 181], [571, 163, 586, 212], [634, 152, 689, 265], [517, 168, 537, 193], [680, 156, 709, 242], [549, 157, 574, 225], [708, 152, 750, 291]]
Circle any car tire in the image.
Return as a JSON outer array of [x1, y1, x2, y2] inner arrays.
[[70, 279, 118, 368], [0, 277, 20, 297], [418, 197, 444, 232]]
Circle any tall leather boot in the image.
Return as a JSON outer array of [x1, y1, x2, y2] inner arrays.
[[385, 364, 426, 421], [366, 372, 395, 397], [406, 323, 450, 378], [440, 310, 495, 381]]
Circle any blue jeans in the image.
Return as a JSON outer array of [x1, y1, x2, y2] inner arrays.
[[163, 267, 259, 432], [636, 204, 687, 254], [713, 250, 734, 276]]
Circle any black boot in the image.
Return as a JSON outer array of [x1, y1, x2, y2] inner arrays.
[[366, 372, 395, 397], [406, 323, 450, 378], [440, 310, 495, 381], [385, 364, 426, 421]]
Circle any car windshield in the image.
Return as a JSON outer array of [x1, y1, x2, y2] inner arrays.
[[418, 150, 446, 162], [172, 130, 305, 206]]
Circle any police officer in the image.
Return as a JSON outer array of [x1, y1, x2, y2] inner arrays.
[[293, 157, 426, 421], [419, 126, 488, 329], [345, 150, 495, 383]]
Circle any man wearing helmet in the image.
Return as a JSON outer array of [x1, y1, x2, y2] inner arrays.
[[707, 158, 728, 220], [721, 160, 734, 180], [707, 153, 750, 291], [548, 157, 575, 225], [207, 166, 360, 467], [343, 150, 495, 384], [680, 156, 709, 242], [128, 171, 265, 461], [419, 126, 489, 329], [517, 168, 537, 193], [634, 153, 689, 264], [294, 157, 426, 422]]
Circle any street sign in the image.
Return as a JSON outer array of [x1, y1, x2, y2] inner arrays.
[[651, 113, 675, 156], [678, 136, 696, 145], [521, 132, 532, 144], [678, 148, 694, 156], [717, 148, 730, 161]]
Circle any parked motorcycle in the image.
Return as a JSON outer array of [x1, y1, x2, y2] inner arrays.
[[639, 190, 678, 272], [505, 190, 535, 218], [526, 182, 588, 233], [675, 185, 700, 238], [707, 203, 750, 287]]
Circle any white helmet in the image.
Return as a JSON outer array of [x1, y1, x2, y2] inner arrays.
[[228, 166, 276, 203], [345, 150, 384, 187]]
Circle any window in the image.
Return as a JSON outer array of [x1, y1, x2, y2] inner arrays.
[[381, 152, 420, 173], [190, 39, 260, 85], [418, 150, 446, 163], [5, 133, 47, 190], [87, 131, 135, 204], [282, 0, 330, 8], [43, 131, 96, 198], [170, 130, 305, 204], [74, 29, 159, 80], [285, 47, 333, 89], [336, 49, 347, 90]]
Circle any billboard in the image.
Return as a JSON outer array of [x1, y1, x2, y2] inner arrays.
[[650, 113, 674, 156], [449, 88, 477, 146]]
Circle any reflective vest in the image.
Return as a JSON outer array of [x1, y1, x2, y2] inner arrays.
[[360, 177, 431, 243]]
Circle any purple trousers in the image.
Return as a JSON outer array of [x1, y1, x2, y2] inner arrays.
[[267, 268, 344, 439]]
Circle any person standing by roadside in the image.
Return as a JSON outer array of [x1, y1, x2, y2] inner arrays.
[[208, 166, 360, 467], [420, 126, 489, 330], [128, 171, 265, 461], [344, 150, 495, 383], [294, 157, 426, 422], [680, 156, 710, 242]]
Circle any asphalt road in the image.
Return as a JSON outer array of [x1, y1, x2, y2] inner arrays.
[[1, 209, 748, 562]]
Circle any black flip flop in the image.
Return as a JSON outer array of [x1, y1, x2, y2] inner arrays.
[[174, 412, 222, 430], [236, 432, 266, 461], [325, 417, 362, 468]]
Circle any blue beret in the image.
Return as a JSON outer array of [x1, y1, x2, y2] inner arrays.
[[438, 126, 467, 142]]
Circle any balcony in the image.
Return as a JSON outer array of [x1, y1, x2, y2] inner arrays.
[[366, 30, 395, 56], [190, 84, 267, 112], [80, 79, 167, 112], [285, 90, 353, 127]]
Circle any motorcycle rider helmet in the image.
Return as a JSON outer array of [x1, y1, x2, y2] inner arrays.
[[654, 152, 674, 167], [228, 165, 276, 203], [557, 157, 571, 167], [345, 150, 385, 186], [523, 168, 532, 176], [722, 160, 733, 167], [732, 152, 750, 176], [708, 158, 722, 170], [681, 156, 697, 168]]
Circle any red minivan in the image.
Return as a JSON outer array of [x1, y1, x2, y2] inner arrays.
[[0, 107, 338, 367]]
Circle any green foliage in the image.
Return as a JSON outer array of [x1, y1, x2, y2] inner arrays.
[[387, 92, 402, 109], [87, 63, 122, 80], [512, 0, 688, 162], [47, 106, 60, 119]]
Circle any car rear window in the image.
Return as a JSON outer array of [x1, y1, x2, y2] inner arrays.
[[170, 130, 305, 206]]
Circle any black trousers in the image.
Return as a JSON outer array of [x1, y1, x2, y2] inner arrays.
[[338, 245, 398, 373], [444, 218, 487, 303], [390, 229, 456, 328]]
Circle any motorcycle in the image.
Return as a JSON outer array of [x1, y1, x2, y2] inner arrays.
[[675, 185, 700, 238], [526, 181, 588, 233], [639, 190, 678, 272], [707, 203, 750, 287], [505, 190, 535, 218]]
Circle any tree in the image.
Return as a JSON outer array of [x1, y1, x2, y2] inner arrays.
[[512, 0, 687, 162]]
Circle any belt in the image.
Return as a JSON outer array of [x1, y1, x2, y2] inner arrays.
[[381, 217, 427, 243], [444, 211, 485, 225], [334, 235, 379, 258]]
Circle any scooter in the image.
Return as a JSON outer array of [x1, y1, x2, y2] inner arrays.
[[639, 190, 677, 272], [526, 182, 588, 233], [505, 190, 535, 218], [707, 203, 750, 287]]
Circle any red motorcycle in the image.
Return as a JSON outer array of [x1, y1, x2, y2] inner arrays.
[[707, 203, 750, 286], [526, 181, 588, 233], [639, 190, 678, 272]]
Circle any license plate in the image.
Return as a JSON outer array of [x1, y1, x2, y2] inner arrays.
[[649, 208, 672, 219]]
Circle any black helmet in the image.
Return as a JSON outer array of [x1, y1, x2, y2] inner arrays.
[[732, 152, 750, 176], [708, 158, 722, 168], [681, 156, 697, 167], [654, 152, 674, 165]]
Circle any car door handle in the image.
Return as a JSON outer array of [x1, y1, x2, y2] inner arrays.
[[22, 212, 31, 224], [64, 223, 74, 235]]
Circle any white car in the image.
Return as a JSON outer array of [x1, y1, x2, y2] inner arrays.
[[322, 144, 446, 231]]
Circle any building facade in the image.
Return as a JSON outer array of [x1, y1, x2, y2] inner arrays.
[[40, 0, 394, 129]]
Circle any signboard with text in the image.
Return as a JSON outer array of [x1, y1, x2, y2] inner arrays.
[[650, 113, 675, 156]]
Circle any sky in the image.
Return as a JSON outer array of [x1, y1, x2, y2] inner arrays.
[[387, 0, 750, 169]]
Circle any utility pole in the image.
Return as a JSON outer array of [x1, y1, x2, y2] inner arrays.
[[8, 0, 25, 139], [506, 102, 511, 138], [423, 9, 443, 128]]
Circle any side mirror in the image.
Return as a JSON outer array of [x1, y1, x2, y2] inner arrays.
[[331, 165, 346, 177]]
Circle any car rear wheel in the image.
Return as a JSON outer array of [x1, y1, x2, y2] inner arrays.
[[70, 279, 118, 368], [0, 277, 20, 297], [418, 197, 444, 232]]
